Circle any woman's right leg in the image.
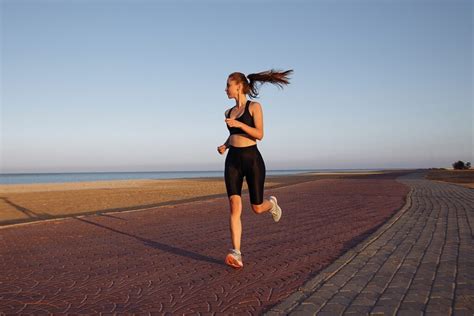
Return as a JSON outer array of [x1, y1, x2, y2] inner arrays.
[[228, 195, 242, 252], [224, 147, 244, 252]]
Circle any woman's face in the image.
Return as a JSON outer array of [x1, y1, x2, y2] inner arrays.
[[225, 79, 241, 99]]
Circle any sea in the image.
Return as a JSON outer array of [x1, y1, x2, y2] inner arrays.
[[0, 169, 382, 185]]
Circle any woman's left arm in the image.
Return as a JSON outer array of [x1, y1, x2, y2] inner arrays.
[[226, 102, 264, 140]]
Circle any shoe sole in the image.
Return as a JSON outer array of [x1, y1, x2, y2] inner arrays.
[[225, 254, 243, 269], [273, 207, 282, 222], [270, 196, 282, 222]]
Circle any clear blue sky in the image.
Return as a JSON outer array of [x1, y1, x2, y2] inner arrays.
[[1, 0, 472, 173]]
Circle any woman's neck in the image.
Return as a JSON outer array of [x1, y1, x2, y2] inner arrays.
[[236, 97, 247, 108]]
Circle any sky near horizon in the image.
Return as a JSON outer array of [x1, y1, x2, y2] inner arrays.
[[1, 0, 472, 173]]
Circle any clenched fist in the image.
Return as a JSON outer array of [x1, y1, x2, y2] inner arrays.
[[217, 144, 227, 155]]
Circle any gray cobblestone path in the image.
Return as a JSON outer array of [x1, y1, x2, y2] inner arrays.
[[266, 171, 474, 316]]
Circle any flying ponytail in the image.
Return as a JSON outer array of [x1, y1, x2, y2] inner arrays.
[[228, 69, 294, 99]]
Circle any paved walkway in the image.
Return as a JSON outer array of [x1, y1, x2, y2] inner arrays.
[[0, 172, 411, 314], [266, 171, 474, 315]]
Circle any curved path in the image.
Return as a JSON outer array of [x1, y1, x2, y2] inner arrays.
[[0, 172, 411, 314], [267, 171, 474, 315]]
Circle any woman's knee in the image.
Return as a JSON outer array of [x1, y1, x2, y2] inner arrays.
[[251, 202, 265, 214], [229, 195, 242, 215]]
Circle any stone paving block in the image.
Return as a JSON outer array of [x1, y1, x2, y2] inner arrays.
[[454, 294, 474, 310], [326, 275, 350, 287], [377, 297, 402, 307], [326, 294, 352, 306], [319, 302, 346, 314], [313, 311, 340, 316], [419, 313, 447, 316], [351, 298, 377, 308], [396, 309, 424, 316], [430, 289, 455, 299], [452, 309, 474, 316], [369, 304, 397, 316], [287, 302, 318, 316], [402, 292, 428, 304], [338, 289, 359, 299], [343, 304, 372, 314], [386, 284, 409, 294], [362, 284, 385, 295], [270, 291, 306, 313], [319, 283, 342, 293], [409, 283, 432, 291], [398, 301, 426, 311], [309, 289, 335, 300], [426, 297, 453, 306], [424, 304, 452, 314], [302, 294, 327, 308]]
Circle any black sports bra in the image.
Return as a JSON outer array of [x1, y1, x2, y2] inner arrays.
[[226, 100, 255, 136]]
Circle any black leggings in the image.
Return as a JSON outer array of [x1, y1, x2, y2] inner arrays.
[[225, 144, 266, 205]]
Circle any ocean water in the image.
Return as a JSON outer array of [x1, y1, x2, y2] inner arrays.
[[0, 169, 381, 185]]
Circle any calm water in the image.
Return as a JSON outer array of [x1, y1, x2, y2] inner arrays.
[[0, 169, 382, 185]]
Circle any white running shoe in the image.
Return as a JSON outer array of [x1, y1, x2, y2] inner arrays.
[[225, 249, 243, 269], [269, 196, 282, 222]]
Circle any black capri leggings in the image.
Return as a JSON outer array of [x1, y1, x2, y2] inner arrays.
[[225, 144, 266, 205]]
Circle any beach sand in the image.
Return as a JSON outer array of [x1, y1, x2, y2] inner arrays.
[[0, 170, 406, 226]]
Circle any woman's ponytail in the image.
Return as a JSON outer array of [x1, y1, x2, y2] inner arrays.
[[246, 69, 293, 98], [228, 69, 294, 99]]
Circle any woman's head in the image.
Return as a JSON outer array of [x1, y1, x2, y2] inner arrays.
[[225, 69, 294, 100]]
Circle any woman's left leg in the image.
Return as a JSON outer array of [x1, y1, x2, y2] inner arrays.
[[244, 147, 275, 214], [251, 197, 274, 214]]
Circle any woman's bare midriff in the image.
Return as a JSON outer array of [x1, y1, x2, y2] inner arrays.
[[229, 134, 257, 147]]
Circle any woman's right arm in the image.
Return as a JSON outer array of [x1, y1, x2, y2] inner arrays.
[[223, 109, 231, 148], [217, 136, 230, 155], [223, 136, 230, 148]]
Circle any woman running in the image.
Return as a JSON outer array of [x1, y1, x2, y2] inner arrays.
[[217, 69, 294, 269]]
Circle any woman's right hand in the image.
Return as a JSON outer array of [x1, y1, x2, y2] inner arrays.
[[217, 144, 227, 155]]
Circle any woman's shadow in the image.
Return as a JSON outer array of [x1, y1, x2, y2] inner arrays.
[[75, 217, 225, 266]]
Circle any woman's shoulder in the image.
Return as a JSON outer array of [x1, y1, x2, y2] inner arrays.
[[248, 101, 262, 114], [249, 100, 261, 107]]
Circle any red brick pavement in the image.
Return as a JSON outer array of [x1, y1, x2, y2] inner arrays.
[[0, 172, 411, 314]]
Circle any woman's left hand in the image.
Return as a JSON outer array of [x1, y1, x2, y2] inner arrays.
[[225, 118, 243, 129]]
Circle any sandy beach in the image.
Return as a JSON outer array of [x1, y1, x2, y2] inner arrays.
[[0, 170, 414, 226]]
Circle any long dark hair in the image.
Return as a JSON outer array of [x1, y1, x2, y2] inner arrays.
[[228, 69, 294, 99]]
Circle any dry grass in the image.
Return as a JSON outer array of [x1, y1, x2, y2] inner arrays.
[[425, 169, 474, 189]]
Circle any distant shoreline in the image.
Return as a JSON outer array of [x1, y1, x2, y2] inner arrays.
[[0, 168, 390, 186], [0, 169, 392, 193]]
